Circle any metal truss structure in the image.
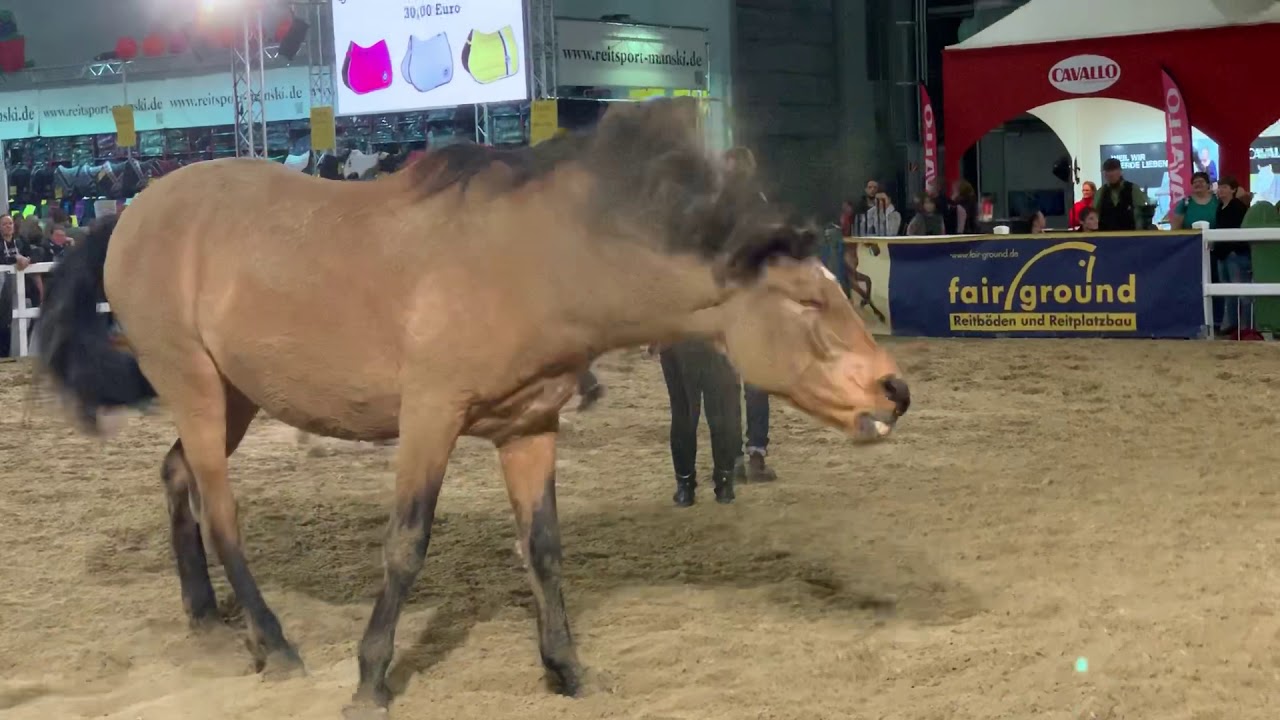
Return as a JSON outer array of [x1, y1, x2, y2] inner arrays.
[[528, 0, 557, 100], [231, 7, 269, 159], [304, 2, 333, 111]]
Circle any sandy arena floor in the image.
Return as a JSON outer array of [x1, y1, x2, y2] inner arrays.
[[3, 339, 1280, 719]]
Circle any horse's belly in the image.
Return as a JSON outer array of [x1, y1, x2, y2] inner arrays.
[[217, 353, 402, 442]]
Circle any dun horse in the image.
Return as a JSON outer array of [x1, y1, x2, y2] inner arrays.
[[35, 97, 909, 718]]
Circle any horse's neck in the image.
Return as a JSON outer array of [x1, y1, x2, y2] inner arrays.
[[552, 238, 726, 351]]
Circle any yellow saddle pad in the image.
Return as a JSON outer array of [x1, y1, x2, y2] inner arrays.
[[462, 25, 519, 84]]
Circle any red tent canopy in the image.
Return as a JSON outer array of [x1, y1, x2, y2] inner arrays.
[[942, 3, 1280, 191]]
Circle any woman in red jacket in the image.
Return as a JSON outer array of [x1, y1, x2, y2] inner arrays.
[[1069, 181, 1096, 228]]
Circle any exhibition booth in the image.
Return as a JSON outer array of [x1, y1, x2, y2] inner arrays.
[[942, 0, 1280, 196]]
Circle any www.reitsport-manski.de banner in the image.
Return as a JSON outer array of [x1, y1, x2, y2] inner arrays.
[[882, 232, 1203, 338]]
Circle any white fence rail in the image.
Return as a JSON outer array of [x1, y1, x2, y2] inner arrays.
[[1, 262, 111, 358], [1200, 225, 1280, 339]]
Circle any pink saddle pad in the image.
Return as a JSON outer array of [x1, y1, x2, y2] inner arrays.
[[342, 40, 393, 95]]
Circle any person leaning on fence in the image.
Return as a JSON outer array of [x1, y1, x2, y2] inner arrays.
[[1069, 181, 1097, 228], [906, 193, 945, 236], [1077, 207, 1101, 232], [1214, 179, 1257, 336], [0, 214, 41, 358], [857, 192, 902, 237], [1027, 210, 1047, 233], [1170, 172, 1217, 230], [1094, 157, 1149, 231]]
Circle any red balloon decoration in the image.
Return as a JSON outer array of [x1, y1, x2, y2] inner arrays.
[[274, 18, 293, 44], [115, 37, 139, 60], [168, 31, 189, 55], [142, 33, 166, 57], [214, 26, 235, 49]]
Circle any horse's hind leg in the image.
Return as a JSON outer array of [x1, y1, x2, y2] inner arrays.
[[159, 360, 301, 677], [159, 383, 260, 629], [498, 427, 583, 696], [161, 442, 219, 627]]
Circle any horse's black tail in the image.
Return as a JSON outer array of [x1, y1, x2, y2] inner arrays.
[[35, 214, 156, 433]]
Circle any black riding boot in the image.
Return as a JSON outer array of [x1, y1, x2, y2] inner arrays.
[[673, 472, 696, 508], [712, 467, 735, 504]]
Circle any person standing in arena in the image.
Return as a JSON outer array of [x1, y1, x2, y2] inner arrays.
[[722, 146, 778, 483], [654, 338, 742, 506]]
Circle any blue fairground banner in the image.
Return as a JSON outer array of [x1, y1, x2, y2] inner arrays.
[[877, 232, 1204, 338]]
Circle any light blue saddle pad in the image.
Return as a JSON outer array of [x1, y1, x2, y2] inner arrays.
[[401, 33, 453, 93]]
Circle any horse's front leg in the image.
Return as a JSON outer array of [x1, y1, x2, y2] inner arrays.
[[344, 404, 462, 719], [498, 425, 584, 696]]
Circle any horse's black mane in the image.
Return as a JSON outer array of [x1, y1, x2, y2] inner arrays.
[[404, 98, 817, 279], [407, 129, 585, 198]]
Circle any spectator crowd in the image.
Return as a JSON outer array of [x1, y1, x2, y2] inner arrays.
[[1, 208, 81, 357], [841, 157, 1267, 337]]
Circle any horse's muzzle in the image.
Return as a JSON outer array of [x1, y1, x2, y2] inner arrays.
[[850, 376, 909, 443], [881, 375, 911, 418]]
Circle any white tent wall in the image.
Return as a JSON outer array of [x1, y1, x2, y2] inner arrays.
[[1027, 100, 1280, 207], [953, 0, 1280, 50], [1030, 99, 1211, 198]]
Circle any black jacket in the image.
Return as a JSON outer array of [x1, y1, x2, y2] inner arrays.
[[1212, 198, 1251, 259]]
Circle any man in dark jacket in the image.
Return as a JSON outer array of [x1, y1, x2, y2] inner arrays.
[[1093, 157, 1150, 231]]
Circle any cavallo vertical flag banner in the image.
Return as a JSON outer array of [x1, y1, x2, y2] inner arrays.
[[1161, 68, 1192, 208], [919, 84, 937, 190]]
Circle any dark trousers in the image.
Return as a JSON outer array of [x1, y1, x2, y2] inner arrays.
[[659, 340, 742, 477], [744, 384, 770, 453]]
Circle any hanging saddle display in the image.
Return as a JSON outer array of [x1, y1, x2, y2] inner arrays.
[[54, 164, 79, 198], [283, 133, 312, 173], [341, 39, 393, 95], [96, 133, 117, 156], [113, 159, 146, 197], [29, 164, 56, 199], [461, 26, 518, 84], [315, 151, 346, 180], [139, 130, 166, 157], [90, 162, 115, 197], [401, 32, 453, 93], [8, 164, 31, 203]]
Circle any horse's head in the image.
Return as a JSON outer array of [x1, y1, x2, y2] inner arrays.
[[584, 98, 908, 441], [714, 247, 907, 442]]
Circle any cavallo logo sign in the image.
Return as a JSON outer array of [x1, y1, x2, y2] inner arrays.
[[1048, 54, 1121, 95]]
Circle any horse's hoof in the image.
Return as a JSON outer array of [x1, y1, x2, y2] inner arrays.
[[341, 704, 389, 720], [188, 611, 224, 633], [546, 666, 615, 698], [546, 662, 613, 698], [260, 647, 306, 680], [577, 384, 605, 412]]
